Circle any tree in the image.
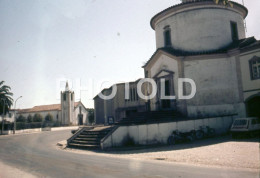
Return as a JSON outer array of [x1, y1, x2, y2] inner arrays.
[[45, 113, 53, 122], [87, 109, 95, 124], [16, 115, 26, 122], [0, 81, 13, 115], [33, 113, 43, 122], [27, 114, 33, 123]]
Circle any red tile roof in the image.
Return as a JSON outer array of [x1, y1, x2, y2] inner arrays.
[[18, 102, 81, 113]]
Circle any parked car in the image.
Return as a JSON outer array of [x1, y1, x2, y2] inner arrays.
[[230, 117, 260, 138]]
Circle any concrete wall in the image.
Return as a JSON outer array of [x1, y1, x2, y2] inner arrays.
[[155, 4, 245, 52], [184, 56, 245, 117], [239, 49, 260, 101], [101, 116, 235, 149]]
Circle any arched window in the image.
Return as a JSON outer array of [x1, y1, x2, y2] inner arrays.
[[249, 56, 260, 80], [164, 26, 172, 47]]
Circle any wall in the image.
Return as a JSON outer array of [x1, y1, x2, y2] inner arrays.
[[73, 104, 89, 125], [239, 49, 260, 101], [149, 54, 180, 111], [155, 5, 245, 52], [184, 55, 246, 117], [101, 116, 235, 149]]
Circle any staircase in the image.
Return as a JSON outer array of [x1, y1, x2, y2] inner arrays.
[[67, 126, 112, 149]]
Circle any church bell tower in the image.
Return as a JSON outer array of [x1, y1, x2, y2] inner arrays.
[[61, 81, 75, 125]]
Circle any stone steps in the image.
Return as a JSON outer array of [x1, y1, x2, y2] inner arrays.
[[67, 127, 112, 149]]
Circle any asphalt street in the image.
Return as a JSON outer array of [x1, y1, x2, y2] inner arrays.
[[0, 130, 258, 178]]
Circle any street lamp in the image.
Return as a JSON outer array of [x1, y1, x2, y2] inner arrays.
[[13, 96, 22, 134]]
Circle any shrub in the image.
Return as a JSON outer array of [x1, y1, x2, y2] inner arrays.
[[33, 113, 43, 122], [27, 114, 33, 123], [45, 113, 53, 122], [88, 109, 95, 124], [16, 115, 26, 122]]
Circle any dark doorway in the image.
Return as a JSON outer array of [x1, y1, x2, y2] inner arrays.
[[161, 80, 171, 109], [247, 96, 260, 118], [78, 114, 83, 125]]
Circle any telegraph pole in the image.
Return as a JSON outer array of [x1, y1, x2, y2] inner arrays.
[[1, 99, 5, 135], [13, 96, 22, 134]]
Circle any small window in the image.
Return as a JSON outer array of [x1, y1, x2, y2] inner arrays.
[[71, 94, 73, 101], [63, 93, 66, 101], [249, 56, 260, 80], [164, 26, 172, 47], [230, 21, 238, 41]]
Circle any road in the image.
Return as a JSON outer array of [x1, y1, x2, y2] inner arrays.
[[0, 130, 258, 178]]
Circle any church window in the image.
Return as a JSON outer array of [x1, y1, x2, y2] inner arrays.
[[71, 94, 73, 101], [249, 56, 260, 80], [230, 21, 238, 42], [63, 93, 66, 101], [164, 26, 172, 47]]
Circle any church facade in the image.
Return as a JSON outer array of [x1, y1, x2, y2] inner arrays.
[[17, 82, 90, 126], [94, 0, 260, 124]]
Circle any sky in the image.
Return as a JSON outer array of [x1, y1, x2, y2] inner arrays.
[[1, 0, 260, 109]]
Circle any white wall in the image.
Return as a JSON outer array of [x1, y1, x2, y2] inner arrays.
[[184, 56, 245, 117], [155, 6, 245, 52], [101, 116, 235, 149]]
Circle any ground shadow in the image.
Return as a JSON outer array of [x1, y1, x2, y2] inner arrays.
[[91, 134, 260, 154]]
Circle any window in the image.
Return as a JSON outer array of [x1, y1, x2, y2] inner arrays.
[[230, 21, 238, 41], [71, 94, 73, 101], [164, 26, 172, 47], [249, 56, 260, 80], [63, 93, 66, 101]]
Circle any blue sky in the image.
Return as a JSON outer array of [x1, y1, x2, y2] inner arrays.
[[1, 0, 259, 109]]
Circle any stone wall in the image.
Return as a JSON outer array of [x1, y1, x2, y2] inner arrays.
[[101, 116, 235, 149]]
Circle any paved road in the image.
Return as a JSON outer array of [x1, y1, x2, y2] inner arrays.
[[0, 130, 258, 178]]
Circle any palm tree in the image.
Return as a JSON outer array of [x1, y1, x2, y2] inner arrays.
[[0, 81, 13, 115]]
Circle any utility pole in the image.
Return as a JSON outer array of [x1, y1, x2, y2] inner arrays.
[[13, 96, 22, 134], [1, 99, 5, 135]]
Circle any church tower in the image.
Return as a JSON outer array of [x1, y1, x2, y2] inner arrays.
[[151, 0, 247, 52], [61, 81, 75, 125]]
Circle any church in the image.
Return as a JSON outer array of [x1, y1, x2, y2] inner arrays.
[[16, 82, 90, 126], [94, 0, 260, 124]]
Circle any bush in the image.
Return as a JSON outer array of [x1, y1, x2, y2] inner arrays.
[[45, 113, 53, 122], [88, 109, 95, 124], [16, 122, 42, 130], [27, 114, 33, 123], [16, 115, 26, 122], [33, 113, 43, 122]]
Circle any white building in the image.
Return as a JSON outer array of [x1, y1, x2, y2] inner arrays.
[[143, 0, 260, 118], [95, 0, 260, 123], [12, 82, 90, 126]]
